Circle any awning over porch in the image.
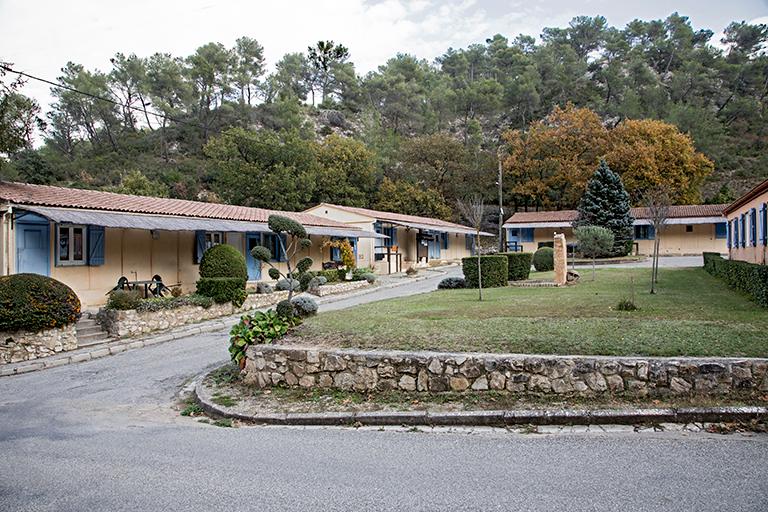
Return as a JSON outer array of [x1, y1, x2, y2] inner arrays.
[[384, 219, 493, 237], [18, 206, 387, 239]]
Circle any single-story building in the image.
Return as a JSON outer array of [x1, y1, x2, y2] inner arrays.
[[303, 203, 491, 273], [503, 204, 729, 256], [723, 179, 768, 265], [0, 181, 383, 308]]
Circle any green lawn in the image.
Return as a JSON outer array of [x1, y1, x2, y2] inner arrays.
[[293, 267, 768, 358]]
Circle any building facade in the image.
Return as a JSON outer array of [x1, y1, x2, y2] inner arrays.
[[503, 204, 728, 256], [304, 203, 490, 273], [723, 179, 768, 265], [1, 182, 381, 308]]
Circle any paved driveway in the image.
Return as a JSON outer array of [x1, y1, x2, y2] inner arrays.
[[1, 266, 767, 511], [573, 255, 707, 269]]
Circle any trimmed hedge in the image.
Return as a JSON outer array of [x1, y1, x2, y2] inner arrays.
[[199, 244, 248, 280], [0, 274, 81, 332], [533, 247, 554, 272], [461, 255, 508, 288], [317, 269, 340, 283], [703, 252, 768, 307], [196, 277, 247, 307], [438, 277, 466, 289], [500, 252, 532, 281]]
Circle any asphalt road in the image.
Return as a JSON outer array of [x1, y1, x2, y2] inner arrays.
[[1, 268, 767, 511]]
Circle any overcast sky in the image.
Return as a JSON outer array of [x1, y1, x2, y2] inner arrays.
[[1, 0, 767, 117]]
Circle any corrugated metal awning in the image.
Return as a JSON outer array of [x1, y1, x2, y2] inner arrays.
[[385, 219, 493, 236], [17, 206, 386, 238]]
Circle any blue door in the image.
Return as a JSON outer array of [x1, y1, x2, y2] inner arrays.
[[246, 233, 262, 280], [16, 221, 50, 276], [428, 238, 441, 259]]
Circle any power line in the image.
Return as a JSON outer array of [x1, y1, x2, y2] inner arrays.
[[0, 63, 202, 129]]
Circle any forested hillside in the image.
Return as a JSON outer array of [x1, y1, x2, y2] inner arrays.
[[1, 13, 766, 223]]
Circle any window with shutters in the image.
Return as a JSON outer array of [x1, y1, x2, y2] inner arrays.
[[56, 224, 87, 266]]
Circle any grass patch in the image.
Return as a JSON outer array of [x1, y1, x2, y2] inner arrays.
[[211, 393, 239, 407], [180, 397, 203, 417], [293, 268, 768, 358], [212, 418, 233, 428]]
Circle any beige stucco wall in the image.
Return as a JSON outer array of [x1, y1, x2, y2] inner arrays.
[[726, 192, 768, 265], [510, 224, 726, 256]]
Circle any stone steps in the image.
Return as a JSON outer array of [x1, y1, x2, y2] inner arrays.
[[76, 317, 109, 347]]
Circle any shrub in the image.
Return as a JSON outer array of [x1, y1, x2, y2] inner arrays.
[[136, 294, 214, 312], [276, 299, 295, 319], [268, 268, 281, 280], [307, 276, 324, 292], [291, 296, 318, 318], [0, 274, 81, 332], [170, 286, 183, 297], [499, 252, 532, 281], [616, 299, 638, 311], [255, 282, 273, 294], [351, 267, 374, 281], [199, 244, 247, 280], [461, 255, 508, 288], [317, 269, 339, 283], [438, 277, 466, 289], [703, 252, 768, 307], [228, 310, 298, 366], [299, 272, 317, 291], [362, 273, 377, 284], [296, 257, 313, 274], [338, 268, 348, 281], [532, 247, 554, 272], [276, 278, 301, 291], [106, 289, 143, 311], [316, 276, 328, 285], [196, 277, 247, 307]]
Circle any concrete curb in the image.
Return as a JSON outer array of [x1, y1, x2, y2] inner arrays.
[[193, 372, 768, 428], [0, 269, 449, 378]]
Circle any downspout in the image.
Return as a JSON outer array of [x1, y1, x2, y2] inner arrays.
[[2, 204, 12, 276]]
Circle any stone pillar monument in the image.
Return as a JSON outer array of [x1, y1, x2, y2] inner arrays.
[[554, 233, 567, 286]]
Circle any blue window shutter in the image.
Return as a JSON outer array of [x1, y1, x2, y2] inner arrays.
[[351, 238, 358, 260], [465, 234, 472, 250], [750, 208, 757, 246], [330, 237, 340, 261], [715, 222, 727, 240], [391, 227, 397, 245], [522, 228, 534, 242], [648, 226, 655, 240], [726, 222, 731, 248], [442, 232, 448, 250], [87, 225, 105, 266], [194, 230, 206, 263], [762, 203, 767, 246]]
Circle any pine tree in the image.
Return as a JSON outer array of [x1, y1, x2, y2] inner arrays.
[[573, 160, 635, 257]]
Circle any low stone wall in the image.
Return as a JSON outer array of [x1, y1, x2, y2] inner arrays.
[[243, 345, 768, 397], [0, 324, 78, 364], [99, 281, 372, 338], [310, 280, 371, 297]]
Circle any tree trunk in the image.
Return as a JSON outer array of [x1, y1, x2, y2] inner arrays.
[[476, 231, 483, 301], [592, 257, 596, 281]]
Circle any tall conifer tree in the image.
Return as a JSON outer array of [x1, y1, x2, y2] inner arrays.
[[573, 160, 634, 256]]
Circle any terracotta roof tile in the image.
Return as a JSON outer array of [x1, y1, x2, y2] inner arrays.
[[0, 181, 350, 228], [504, 204, 728, 225], [314, 203, 476, 231]]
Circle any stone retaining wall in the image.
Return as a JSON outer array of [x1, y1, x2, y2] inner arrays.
[[99, 281, 371, 338], [0, 324, 78, 364], [243, 345, 768, 396]]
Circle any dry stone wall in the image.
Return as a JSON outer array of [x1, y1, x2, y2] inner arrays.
[[0, 324, 78, 364], [243, 345, 768, 397]]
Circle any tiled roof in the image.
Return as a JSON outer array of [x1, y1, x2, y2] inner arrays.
[[313, 203, 475, 231], [0, 181, 350, 228], [504, 204, 728, 225]]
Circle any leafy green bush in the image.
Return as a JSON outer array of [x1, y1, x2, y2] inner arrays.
[[307, 276, 324, 291], [0, 274, 81, 332], [703, 252, 768, 307], [296, 257, 313, 274], [228, 310, 299, 366], [276, 278, 301, 291], [136, 294, 214, 312], [438, 277, 466, 289], [196, 277, 247, 307], [291, 296, 318, 317], [499, 252, 532, 281], [106, 289, 143, 310], [199, 244, 247, 280], [461, 255, 508, 288], [532, 247, 554, 272], [298, 271, 318, 291], [268, 268, 281, 280]]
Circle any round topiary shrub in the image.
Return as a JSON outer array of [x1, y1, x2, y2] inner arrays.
[[255, 282, 273, 294], [106, 289, 143, 310], [199, 244, 247, 280], [532, 247, 555, 272], [307, 276, 324, 292], [0, 274, 81, 332], [438, 277, 466, 289], [276, 299, 294, 319], [268, 268, 281, 280], [291, 296, 318, 318], [276, 278, 301, 291], [362, 272, 377, 284]]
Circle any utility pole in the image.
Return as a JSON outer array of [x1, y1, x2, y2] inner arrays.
[[497, 146, 505, 252]]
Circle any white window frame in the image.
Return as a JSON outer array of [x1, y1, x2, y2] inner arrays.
[[205, 231, 224, 250], [56, 224, 88, 266]]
